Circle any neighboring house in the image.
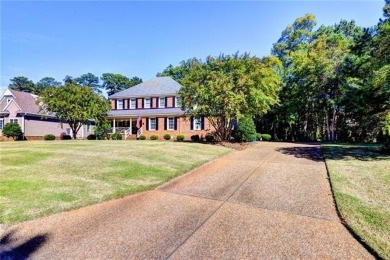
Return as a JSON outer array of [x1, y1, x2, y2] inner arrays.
[[0, 89, 93, 140], [108, 77, 213, 140]]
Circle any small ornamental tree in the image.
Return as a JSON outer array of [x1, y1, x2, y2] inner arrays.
[[2, 123, 23, 140], [232, 116, 257, 142], [39, 84, 111, 139]]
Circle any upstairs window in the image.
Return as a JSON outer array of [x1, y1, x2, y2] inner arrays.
[[159, 97, 166, 108], [117, 99, 123, 110], [130, 99, 136, 109], [145, 98, 151, 109]]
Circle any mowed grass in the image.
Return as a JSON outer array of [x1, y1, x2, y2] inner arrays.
[[0, 140, 232, 225], [322, 144, 390, 259]]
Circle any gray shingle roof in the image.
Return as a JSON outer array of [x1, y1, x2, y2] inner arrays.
[[3, 89, 41, 114], [109, 77, 182, 98], [107, 108, 185, 117]]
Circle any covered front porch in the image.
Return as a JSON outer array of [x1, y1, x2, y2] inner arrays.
[[108, 118, 142, 139]]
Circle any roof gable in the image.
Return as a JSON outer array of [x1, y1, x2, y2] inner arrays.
[[109, 77, 182, 99]]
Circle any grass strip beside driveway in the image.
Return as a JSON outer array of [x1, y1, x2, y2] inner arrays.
[[322, 143, 390, 259], [0, 140, 232, 225]]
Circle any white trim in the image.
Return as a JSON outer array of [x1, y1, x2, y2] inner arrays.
[[0, 89, 15, 102], [10, 118, 19, 124], [117, 99, 124, 110], [144, 98, 151, 109], [167, 117, 175, 130], [130, 98, 136, 109], [159, 97, 166, 108], [2, 99, 22, 112], [149, 117, 156, 131], [193, 117, 202, 131]]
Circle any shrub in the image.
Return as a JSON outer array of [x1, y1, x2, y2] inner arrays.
[[261, 134, 272, 141], [256, 133, 262, 141], [87, 134, 97, 140], [60, 132, 72, 140], [163, 134, 172, 140], [139, 134, 146, 140], [2, 123, 23, 140], [191, 134, 200, 142], [176, 134, 185, 141], [43, 134, 56, 141], [150, 134, 158, 140], [232, 116, 257, 142], [205, 135, 214, 142], [112, 132, 122, 140]]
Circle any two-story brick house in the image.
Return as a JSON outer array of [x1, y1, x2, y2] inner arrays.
[[107, 77, 213, 140]]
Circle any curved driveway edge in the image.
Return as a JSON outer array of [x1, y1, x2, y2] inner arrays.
[[0, 142, 373, 259]]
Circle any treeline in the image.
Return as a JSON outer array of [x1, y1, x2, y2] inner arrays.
[[160, 1, 390, 143], [8, 73, 142, 96]]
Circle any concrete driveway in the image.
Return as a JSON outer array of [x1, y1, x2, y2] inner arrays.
[[0, 142, 372, 259]]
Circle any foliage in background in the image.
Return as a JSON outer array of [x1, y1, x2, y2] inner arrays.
[[101, 73, 142, 96], [2, 123, 23, 140], [257, 3, 390, 144], [39, 84, 111, 139]]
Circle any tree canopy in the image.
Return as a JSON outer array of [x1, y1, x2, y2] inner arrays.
[[178, 53, 282, 140], [39, 84, 111, 139], [101, 73, 142, 96]]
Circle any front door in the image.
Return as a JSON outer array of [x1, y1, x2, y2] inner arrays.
[[132, 120, 137, 135]]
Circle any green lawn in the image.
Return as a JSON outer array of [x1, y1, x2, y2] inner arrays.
[[322, 144, 390, 259], [0, 140, 232, 225]]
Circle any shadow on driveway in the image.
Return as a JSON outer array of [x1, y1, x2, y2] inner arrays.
[[0, 229, 48, 259]]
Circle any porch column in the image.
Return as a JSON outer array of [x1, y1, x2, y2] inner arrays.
[[113, 118, 116, 133]]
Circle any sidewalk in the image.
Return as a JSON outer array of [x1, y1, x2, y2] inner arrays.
[[0, 142, 372, 259]]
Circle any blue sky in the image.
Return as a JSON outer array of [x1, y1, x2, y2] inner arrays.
[[0, 1, 385, 94]]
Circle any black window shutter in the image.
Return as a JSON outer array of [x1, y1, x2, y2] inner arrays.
[[164, 117, 167, 130], [142, 98, 145, 108], [173, 97, 176, 108], [201, 117, 205, 130], [146, 118, 149, 130], [136, 99, 138, 109], [190, 116, 193, 130], [127, 99, 130, 109], [165, 97, 168, 108], [174, 117, 178, 130], [155, 118, 159, 130], [114, 99, 117, 110]]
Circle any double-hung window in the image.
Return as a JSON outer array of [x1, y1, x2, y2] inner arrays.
[[167, 117, 175, 130], [145, 98, 151, 108], [0, 119, 4, 130], [87, 123, 91, 133], [193, 117, 202, 130], [159, 97, 165, 108], [66, 128, 71, 135], [117, 99, 123, 110], [130, 99, 136, 109], [10, 118, 19, 124], [149, 118, 157, 130]]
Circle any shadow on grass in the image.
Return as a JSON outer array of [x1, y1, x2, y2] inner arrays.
[[0, 229, 48, 259], [323, 146, 390, 161], [276, 146, 324, 162]]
